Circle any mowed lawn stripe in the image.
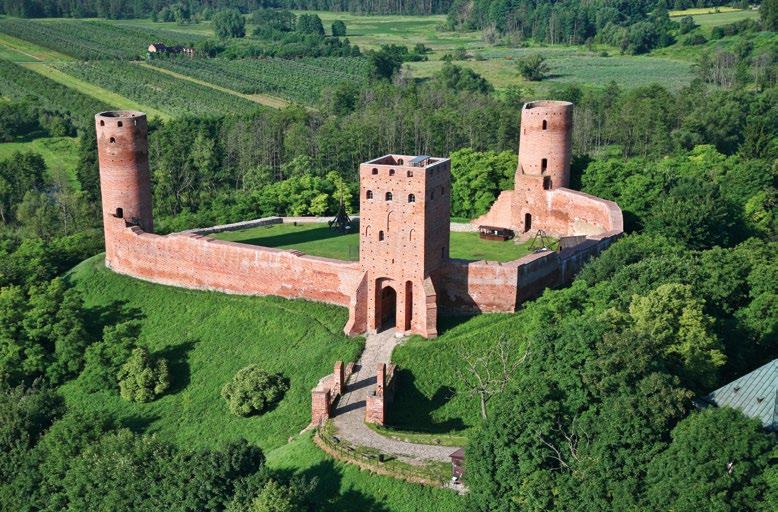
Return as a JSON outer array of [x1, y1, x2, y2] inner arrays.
[[20, 62, 172, 120], [137, 61, 293, 110]]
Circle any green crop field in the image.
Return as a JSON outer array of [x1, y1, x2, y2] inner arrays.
[[0, 18, 204, 60], [149, 56, 370, 105], [690, 9, 760, 30], [210, 222, 540, 262], [295, 11, 480, 51], [0, 136, 80, 187], [408, 46, 695, 91], [53, 61, 265, 117], [63, 255, 465, 512]]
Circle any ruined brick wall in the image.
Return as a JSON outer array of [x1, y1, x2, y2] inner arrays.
[[105, 216, 364, 307], [438, 232, 620, 314]]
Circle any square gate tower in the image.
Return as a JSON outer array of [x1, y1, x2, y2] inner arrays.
[[358, 154, 451, 337]]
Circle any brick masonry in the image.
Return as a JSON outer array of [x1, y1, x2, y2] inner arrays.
[[95, 101, 623, 340]]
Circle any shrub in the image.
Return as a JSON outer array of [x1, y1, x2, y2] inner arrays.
[[117, 347, 170, 402], [516, 53, 549, 81], [331, 20, 346, 37], [221, 365, 288, 417], [80, 321, 140, 392]]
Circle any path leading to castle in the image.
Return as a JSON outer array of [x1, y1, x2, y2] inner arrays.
[[332, 329, 460, 463]]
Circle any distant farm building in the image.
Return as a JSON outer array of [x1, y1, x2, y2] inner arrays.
[[147, 43, 194, 57]]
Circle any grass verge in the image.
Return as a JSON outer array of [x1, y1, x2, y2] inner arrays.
[[366, 423, 468, 447]]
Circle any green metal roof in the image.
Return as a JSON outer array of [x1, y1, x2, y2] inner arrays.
[[698, 359, 777, 432]]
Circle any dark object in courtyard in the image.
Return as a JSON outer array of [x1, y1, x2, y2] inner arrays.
[[479, 225, 514, 241], [329, 196, 352, 233]]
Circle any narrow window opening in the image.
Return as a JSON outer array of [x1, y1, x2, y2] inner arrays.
[[109, 137, 116, 144], [389, 169, 395, 176], [430, 191, 435, 200], [524, 213, 532, 232], [366, 190, 373, 199], [542, 119, 547, 130], [543, 176, 551, 190], [541, 158, 547, 172], [100, 120, 105, 126], [372, 168, 378, 175], [378, 230, 384, 241], [408, 194, 416, 203], [117, 121, 123, 127], [441, 246, 445, 258], [397, 159, 404, 165], [385, 192, 393, 201], [114, 207, 123, 218], [407, 170, 413, 177]]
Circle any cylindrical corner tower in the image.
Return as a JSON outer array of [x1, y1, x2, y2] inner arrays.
[[517, 100, 573, 189], [95, 111, 153, 234]]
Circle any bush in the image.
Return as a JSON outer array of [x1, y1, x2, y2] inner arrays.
[[516, 53, 549, 81], [117, 347, 170, 402], [331, 20, 346, 37], [221, 365, 288, 417]]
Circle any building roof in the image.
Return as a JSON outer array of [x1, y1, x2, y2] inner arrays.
[[697, 359, 777, 431], [409, 155, 430, 166], [450, 447, 465, 460]]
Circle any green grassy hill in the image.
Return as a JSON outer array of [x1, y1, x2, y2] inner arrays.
[[64, 254, 364, 451], [63, 254, 466, 511]]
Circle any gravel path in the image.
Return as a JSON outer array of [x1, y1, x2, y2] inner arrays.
[[332, 329, 461, 463]]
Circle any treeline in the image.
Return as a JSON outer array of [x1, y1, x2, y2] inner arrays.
[[0, 0, 452, 19]]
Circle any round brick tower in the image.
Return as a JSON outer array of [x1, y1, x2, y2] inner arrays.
[[517, 100, 573, 189], [95, 111, 153, 234]]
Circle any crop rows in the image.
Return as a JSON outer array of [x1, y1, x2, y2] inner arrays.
[[0, 60, 109, 129], [0, 19, 202, 60], [150, 56, 371, 104], [53, 61, 265, 117]]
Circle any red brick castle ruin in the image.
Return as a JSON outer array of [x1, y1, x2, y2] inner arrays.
[[96, 101, 622, 339]]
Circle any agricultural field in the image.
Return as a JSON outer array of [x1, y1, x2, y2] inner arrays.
[[53, 61, 266, 117], [63, 255, 464, 512], [149, 56, 371, 105], [0, 18, 203, 60], [409, 46, 696, 90], [302, 11, 479, 51], [0, 59, 111, 129], [210, 222, 540, 262]]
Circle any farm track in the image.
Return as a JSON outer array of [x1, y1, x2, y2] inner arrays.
[[20, 62, 171, 120], [137, 62, 295, 110]]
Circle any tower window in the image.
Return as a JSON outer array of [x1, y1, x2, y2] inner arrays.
[[397, 159, 404, 165], [117, 121, 123, 127], [114, 207, 123, 218], [541, 158, 547, 172], [366, 190, 373, 199], [543, 176, 551, 190], [100, 120, 105, 126], [372, 168, 378, 175], [389, 169, 395, 176], [542, 119, 547, 130], [407, 170, 413, 177], [441, 246, 446, 258], [378, 230, 384, 241], [385, 192, 393, 201], [441, 186, 445, 195], [430, 191, 435, 200], [408, 194, 416, 203], [109, 137, 115, 144]]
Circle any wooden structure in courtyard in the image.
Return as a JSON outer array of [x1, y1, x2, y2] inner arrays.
[[478, 225, 514, 241]]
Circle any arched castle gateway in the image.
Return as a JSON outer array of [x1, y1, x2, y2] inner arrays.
[[96, 102, 622, 339]]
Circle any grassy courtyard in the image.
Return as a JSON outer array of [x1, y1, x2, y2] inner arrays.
[[210, 222, 540, 262]]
